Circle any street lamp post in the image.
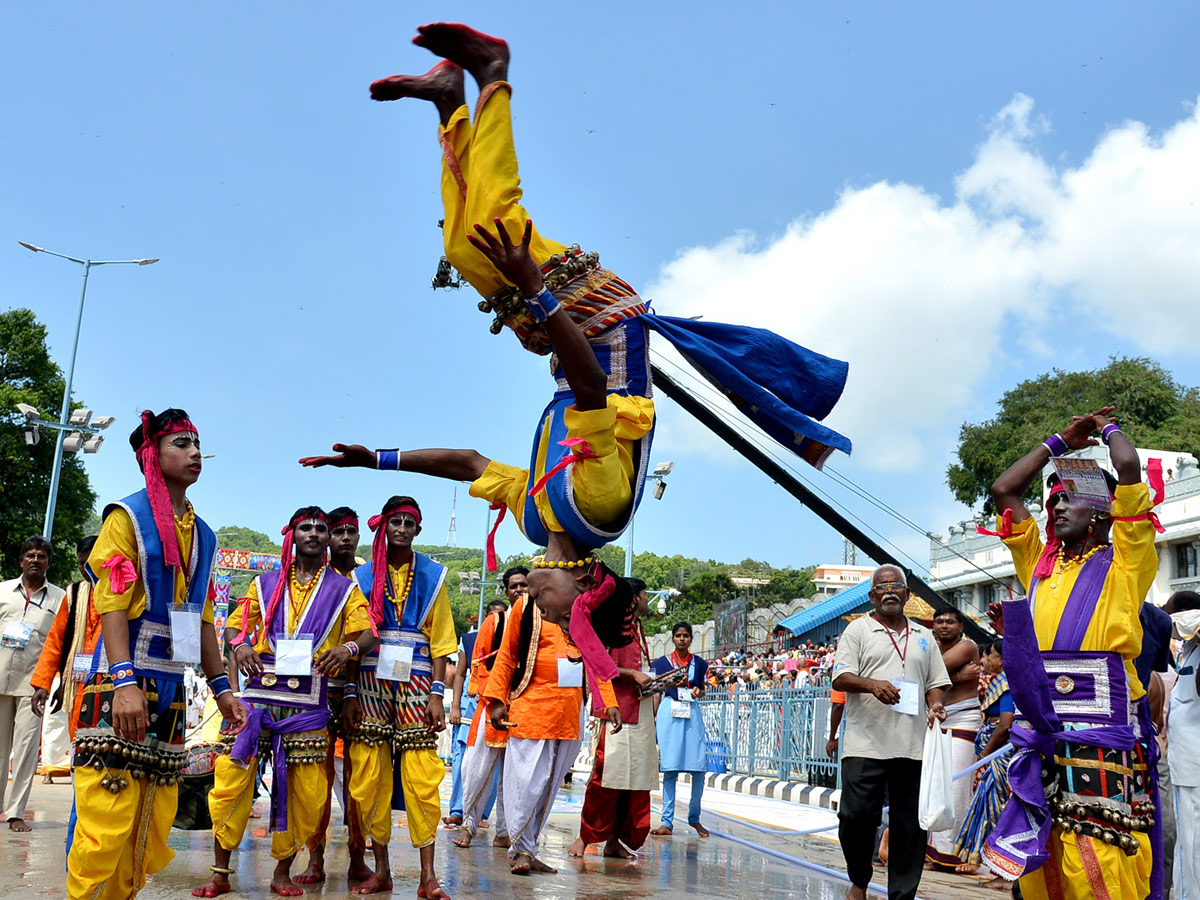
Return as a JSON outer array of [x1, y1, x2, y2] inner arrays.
[[624, 461, 675, 578], [18, 242, 158, 540]]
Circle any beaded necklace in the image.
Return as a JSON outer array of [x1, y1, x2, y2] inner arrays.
[[289, 565, 321, 629], [1050, 542, 1109, 591], [386, 560, 416, 616], [172, 500, 195, 606]]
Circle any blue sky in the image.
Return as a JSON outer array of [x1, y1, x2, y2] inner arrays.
[[5, 3, 1200, 577]]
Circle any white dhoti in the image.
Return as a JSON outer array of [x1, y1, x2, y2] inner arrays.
[[502, 734, 580, 860], [1176, 784, 1199, 900], [459, 716, 507, 837], [926, 697, 981, 868]]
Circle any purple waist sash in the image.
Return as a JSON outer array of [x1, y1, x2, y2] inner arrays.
[[230, 701, 331, 833]]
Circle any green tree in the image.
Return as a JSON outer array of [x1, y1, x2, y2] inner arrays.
[[948, 357, 1200, 514], [0, 309, 97, 584]]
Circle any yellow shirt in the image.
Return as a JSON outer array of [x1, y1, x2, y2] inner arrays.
[[379, 561, 457, 659], [226, 567, 370, 657], [89, 505, 215, 624], [1000, 482, 1155, 700]]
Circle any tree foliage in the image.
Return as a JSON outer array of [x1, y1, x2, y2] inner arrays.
[[0, 309, 97, 584], [948, 357, 1200, 514]]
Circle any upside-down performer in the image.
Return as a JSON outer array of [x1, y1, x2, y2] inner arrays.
[[300, 19, 852, 724], [343, 497, 456, 898], [193, 507, 370, 898], [68, 410, 248, 900], [981, 407, 1163, 900]]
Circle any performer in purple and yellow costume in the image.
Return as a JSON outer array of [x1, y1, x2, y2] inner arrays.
[[194, 507, 370, 898], [981, 407, 1164, 900], [69, 409, 247, 900]]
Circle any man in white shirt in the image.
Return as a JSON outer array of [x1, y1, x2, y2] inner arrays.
[[1166, 589, 1200, 900], [832, 565, 950, 900], [0, 536, 65, 831]]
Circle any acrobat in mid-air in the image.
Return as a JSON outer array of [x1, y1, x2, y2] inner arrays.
[[301, 20, 852, 713]]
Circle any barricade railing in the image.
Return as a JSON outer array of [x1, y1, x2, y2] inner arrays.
[[697, 685, 840, 789]]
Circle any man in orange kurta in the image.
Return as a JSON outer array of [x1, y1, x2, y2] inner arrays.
[[482, 594, 584, 874]]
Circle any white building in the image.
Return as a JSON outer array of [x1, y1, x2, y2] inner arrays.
[[929, 447, 1200, 619]]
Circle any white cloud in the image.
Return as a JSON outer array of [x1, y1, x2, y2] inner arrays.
[[647, 93, 1200, 472]]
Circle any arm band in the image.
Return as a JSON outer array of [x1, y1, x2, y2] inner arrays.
[[342, 683, 358, 698], [1042, 433, 1069, 457], [207, 674, 232, 698], [524, 287, 560, 323], [376, 449, 401, 471], [430, 681, 446, 697], [1101, 423, 1122, 445], [109, 660, 137, 689], [342, 641, 360, 658]]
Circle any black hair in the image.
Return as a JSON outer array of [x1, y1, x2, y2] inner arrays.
[[327, 506, 358, 526], [76, 535, 98, 557], [587, 562, 636, 650], [671, 622, 693, 637], [934, 607, 966, 625], [289, 506, 328, 526], [990, 637, 1004, 657], [502, 565, 530, 590], [382, 495, 420, 518], [627, 577, 647, 595], [485, 599, 509, 613], [128, 408, 193, 471], [1168, 590, 1200, 612], [1047, 469, 1119, 495], [20, 535, 52, 561]]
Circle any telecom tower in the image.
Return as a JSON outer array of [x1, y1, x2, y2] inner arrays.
[[446, 487, 458, 548], [841, 536, 857, 566]]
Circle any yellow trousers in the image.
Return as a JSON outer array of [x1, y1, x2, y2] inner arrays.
[[438, 82, 566, 296], [67, 767, 178, 900], [208, 751, 330, 860], [347, 739, 444, 849], [1018, 828, 1151, 900]]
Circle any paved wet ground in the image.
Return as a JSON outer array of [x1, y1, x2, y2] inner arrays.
[[7, 776, 1001, 900]]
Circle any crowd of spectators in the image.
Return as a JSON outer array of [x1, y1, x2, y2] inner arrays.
[[705, 640, 838, 689]]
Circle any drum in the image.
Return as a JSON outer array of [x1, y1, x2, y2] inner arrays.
[[172, 742, 222, 830]]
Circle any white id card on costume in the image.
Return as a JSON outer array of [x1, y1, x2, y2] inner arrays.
[[670, 699, 692, 719], [276, 636, 314, 676], [377, 643, 413, 683], [169, 609, 202, 663], [677, 687, 694, 703], [1, 622, 34, 650], [557, 657, 583, 687], [891, 678, 920, 716]]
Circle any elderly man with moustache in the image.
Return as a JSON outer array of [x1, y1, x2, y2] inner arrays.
[[832, 565, 950, 900]]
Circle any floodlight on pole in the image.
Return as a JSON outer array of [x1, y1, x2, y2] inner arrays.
[[62, 432, 85, 453], [17, 403, 41, 420], [69, 408, 93, 426], [91, 416, 115, 430], [23, 425, 40, 447], [625, 462, 676, 578], [19, 239, 156, 540], [83, 434, 104, 453]]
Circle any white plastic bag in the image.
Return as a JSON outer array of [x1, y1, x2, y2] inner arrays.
[[918, 724, 956, 832]]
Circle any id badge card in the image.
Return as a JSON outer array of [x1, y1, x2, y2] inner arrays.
[[1, 622, 34, 651], [169, 609, 203, 663], [557, 657, 583, 688], [377, 642, 413, 683], [72, 653, 92, 680], [276, 635, 314, 676], [670, 699, 692, 719], [677, 687, 694, 703], [891, 678, 920, 716]]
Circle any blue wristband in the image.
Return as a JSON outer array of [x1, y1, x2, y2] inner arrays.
[[376, 449, 401, 471], [110, 660, 137, 689], [430, 680, 446, 696], [208, 674, 232, 697], [524, 287, 559, 323]]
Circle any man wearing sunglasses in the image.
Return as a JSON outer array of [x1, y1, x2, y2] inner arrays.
[[832, 565, 950, 900]]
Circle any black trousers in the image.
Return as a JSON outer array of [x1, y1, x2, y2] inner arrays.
[[838, 756, 925, 900]]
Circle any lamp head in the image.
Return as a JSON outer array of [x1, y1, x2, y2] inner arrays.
[[91, 415, 116, 430], [63, 432, 85, 453], [18, 241, 43, 253], [136, 258, 159, 266], [653, 461, 676, 477], [16, 402, 40, 420]]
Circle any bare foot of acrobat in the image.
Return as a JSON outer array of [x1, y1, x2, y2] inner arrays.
[[412, 22, 509, 87]]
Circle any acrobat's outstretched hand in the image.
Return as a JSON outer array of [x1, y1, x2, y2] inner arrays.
[[299, 443, 375, 469], [469, 218, 543, 297]]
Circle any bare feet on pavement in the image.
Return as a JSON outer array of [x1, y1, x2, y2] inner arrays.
[[603, 839, 635, 858], [7, 818, 30, 833], [650, 826, 672, 836], [492, 834, 510, 848], [192, 875, 231, 898], [689, 822, 710, 837], [567, 838, 587, 857], [352, 871, 394, 895]]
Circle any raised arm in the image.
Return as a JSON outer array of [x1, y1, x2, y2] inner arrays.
[[299, 443, 491, 479], [990, 406, 1116, 518]]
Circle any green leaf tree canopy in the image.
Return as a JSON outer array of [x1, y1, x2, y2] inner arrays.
[[948, 357, 1200, 515], [0, 309, 98, 584]]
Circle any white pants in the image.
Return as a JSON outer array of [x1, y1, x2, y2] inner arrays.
[[0, 693, 42, 821], [459, 735, 507, 837], [1176, 783, 1199, 900], [502, 735, 581, 860]]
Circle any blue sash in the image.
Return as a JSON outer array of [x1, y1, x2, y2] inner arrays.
[[353, 553, 448, 676]]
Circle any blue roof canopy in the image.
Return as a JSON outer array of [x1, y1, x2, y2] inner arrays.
[[776, 578, 872, 637]]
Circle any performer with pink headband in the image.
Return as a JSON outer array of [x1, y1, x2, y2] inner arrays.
[[196, 506, 370, 898], [981, 407, 1165, 900], [341, 496, 456, 898], [299, 505, 372, 887], [70, 409, 247, 900]]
